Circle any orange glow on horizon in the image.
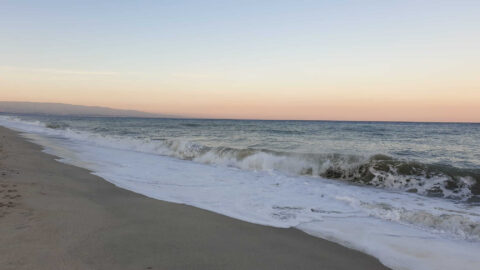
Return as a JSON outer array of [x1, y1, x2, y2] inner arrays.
[[2, 63, 479, 122], [1, 1, 479, 123]]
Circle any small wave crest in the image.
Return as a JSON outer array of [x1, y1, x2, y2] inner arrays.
[[333, 196, 480, 240], [45, 122, 70, 130], [367, 203, 480, 240]]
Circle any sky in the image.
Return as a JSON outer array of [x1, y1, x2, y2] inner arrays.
[[1, 0, 479, 122]]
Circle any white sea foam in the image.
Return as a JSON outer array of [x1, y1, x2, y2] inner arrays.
[[1, 115, 480, 270]]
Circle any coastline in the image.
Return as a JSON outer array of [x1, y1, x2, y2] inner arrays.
[[0, 126, 389, 270]]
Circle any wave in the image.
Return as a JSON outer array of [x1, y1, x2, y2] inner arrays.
[[2, 115, 478, 201], [152, 141, 479, 201], [45, 121, 70, 130], [358, 201, 480, 240]]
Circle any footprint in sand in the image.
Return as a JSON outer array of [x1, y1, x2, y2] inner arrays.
[[0, 183, 21, 214], [3, 194, 21, 199], [0, 201, 14, 208]]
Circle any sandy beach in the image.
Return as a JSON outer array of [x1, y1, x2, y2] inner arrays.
[[0, 126, 389, 270]]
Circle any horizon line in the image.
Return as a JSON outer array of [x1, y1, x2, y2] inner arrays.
[[2, 112, 479, 125]]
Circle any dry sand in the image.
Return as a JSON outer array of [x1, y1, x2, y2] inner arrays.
[[0, 126, 389, 270]]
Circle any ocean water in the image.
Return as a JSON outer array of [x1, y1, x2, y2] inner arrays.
[[1, 114, 479, 270]]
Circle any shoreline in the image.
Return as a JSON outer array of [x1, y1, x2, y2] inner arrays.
[[0, 126, 389, 270]]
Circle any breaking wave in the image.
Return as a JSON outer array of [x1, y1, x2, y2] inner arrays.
[[149, 140, 480, 201], [2, 115, 479, 201], [45, 121, 70, 130]]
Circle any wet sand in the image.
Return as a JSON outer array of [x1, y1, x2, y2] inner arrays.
[[0, 126, 389, 270]]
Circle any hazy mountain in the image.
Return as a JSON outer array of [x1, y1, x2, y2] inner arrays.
[[0, 101, 177, 118]]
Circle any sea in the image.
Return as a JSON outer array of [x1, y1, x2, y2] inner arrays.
[[1, 114, 479, 270]]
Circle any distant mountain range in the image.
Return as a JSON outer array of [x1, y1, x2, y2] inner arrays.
[[0, 101, 178, 118]]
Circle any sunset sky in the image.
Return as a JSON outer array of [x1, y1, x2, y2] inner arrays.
[[1, 0, 479, 122]]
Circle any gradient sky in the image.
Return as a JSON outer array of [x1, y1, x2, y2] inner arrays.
[[1, 0, 479, 121]]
